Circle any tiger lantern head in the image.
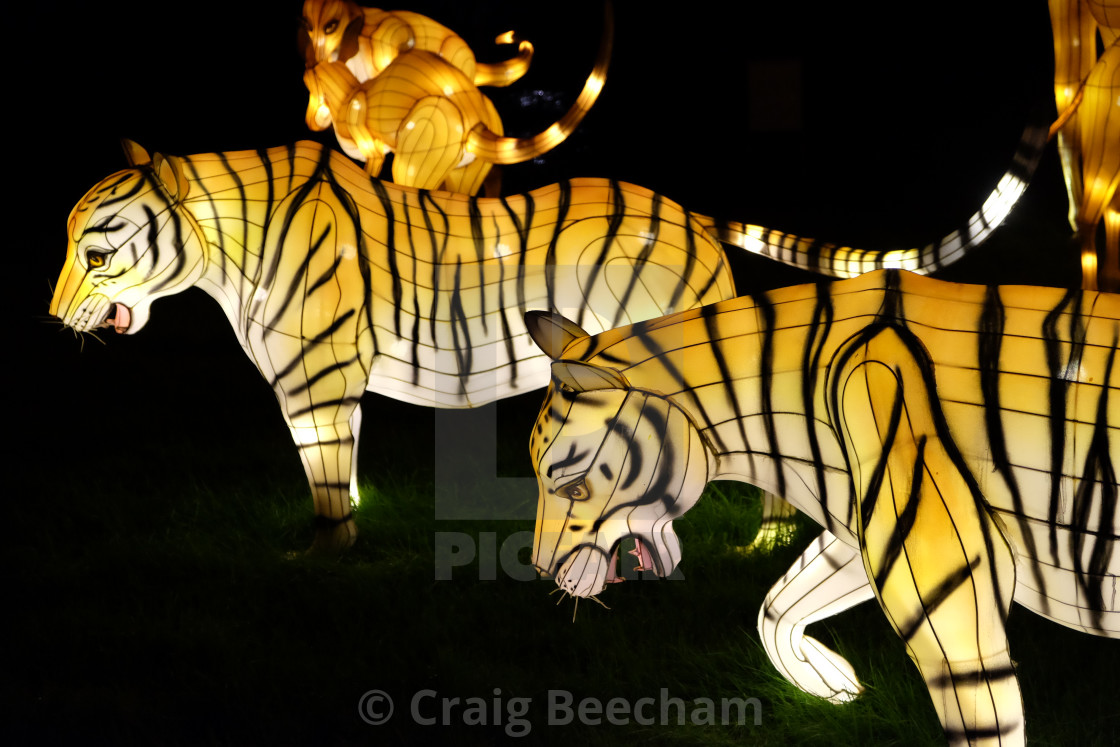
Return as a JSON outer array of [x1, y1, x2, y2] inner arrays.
[[50, 141, 206, 336], [298, 0, 363, 68], [525, 311, 712, 597]]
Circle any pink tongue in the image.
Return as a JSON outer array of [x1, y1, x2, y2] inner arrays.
[[629, 540, 654, 572], [112, 304, 131, 333], [605, 539, 655, 584]]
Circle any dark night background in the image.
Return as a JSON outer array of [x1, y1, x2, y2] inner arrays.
[[11, 1, 1113, 744]]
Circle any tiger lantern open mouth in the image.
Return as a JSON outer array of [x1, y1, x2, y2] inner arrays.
[[550, 537, 662, 598], [604, 538, 656, 584], [101, 303, 132, 334]]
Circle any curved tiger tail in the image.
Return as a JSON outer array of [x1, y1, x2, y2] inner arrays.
[[692, 119, 1050, 278], [465, 1, 613, 164]]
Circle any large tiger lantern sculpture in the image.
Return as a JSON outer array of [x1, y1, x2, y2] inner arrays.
[[526, 269, 1118, 746], [51, 137, 1041, 554], [298, 2, 608, 194]]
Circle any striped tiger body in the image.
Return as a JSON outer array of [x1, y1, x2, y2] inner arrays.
[[50, 140, 736, 552], [526, 269, 1118, 746]]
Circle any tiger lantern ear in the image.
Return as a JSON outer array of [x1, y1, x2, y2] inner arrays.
[[338, 15, 363, 61], [151, 152, 191, 202], [121, 139, 190, 202], [525, 310, 590, 359], [550, 360, 630, 393], [121, 139, 151, 167]]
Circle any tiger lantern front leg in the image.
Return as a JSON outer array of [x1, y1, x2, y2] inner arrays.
[[757, 531, 875, 703], [246, 179, 377, 552]]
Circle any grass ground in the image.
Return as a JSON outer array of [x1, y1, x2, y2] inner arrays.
[[7, 365, 1118, 745]]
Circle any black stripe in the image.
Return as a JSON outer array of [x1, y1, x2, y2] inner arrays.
[[265, 222, 332, 332], [576, 179, 626, 328], [99, 172, 145, 208], [979, 285, 1046, 607], [873, 436, 926, 590], [665, 211, 698, 313], [287, 396, 362, 419], [287, 355, 361, 397], [1042, 288, 1080, 561], [858, 369, 905, 529], [1071, 336, 1117, 628], [216, 150, 249, 281], [897, 554, 983, 642], [448, 259, 473, 388], [181, 156, 228, 280], [610, 192, 663, 328], [547, 442, 590, 478], [802, 281, 835, 528], [541, 180, 572, 316], [311, 308, 355, 343], [323, 159, 373, 365], [306, 253, 344, 296], [259, 147, 333, 310], [698, 304, 739, 456], [492, 212, 517, 387], [751, 288, 784, 497]]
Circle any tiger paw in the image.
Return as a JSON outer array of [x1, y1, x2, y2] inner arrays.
[[775, 634, 862, 704]]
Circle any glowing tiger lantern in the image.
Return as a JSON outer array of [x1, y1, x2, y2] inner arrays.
[[1048, 0, 1119, 291], [50, 130, 1049, 555], [298, 2, 608, 194], [299, 1, 533, 89], [525, 269, 1119, 746]]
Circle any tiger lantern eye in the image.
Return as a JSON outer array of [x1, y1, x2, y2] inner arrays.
[[561, 480, 588, 501], [324, 19, 339, 34], [86, 250, 109, 269]]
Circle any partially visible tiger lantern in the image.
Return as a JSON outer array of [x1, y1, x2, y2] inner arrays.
[[525, 270, 1119, 746], [1048, 0, 1119, 291], [298, 1, 610, 194]]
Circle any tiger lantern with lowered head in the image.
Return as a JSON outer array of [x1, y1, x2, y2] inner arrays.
[[525, 269, 1118, 746]]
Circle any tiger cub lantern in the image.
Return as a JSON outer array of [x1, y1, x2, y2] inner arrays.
[[299, 0, 534, 89], [525, 270, 1118, 746], [298, 2, 611, 194]]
